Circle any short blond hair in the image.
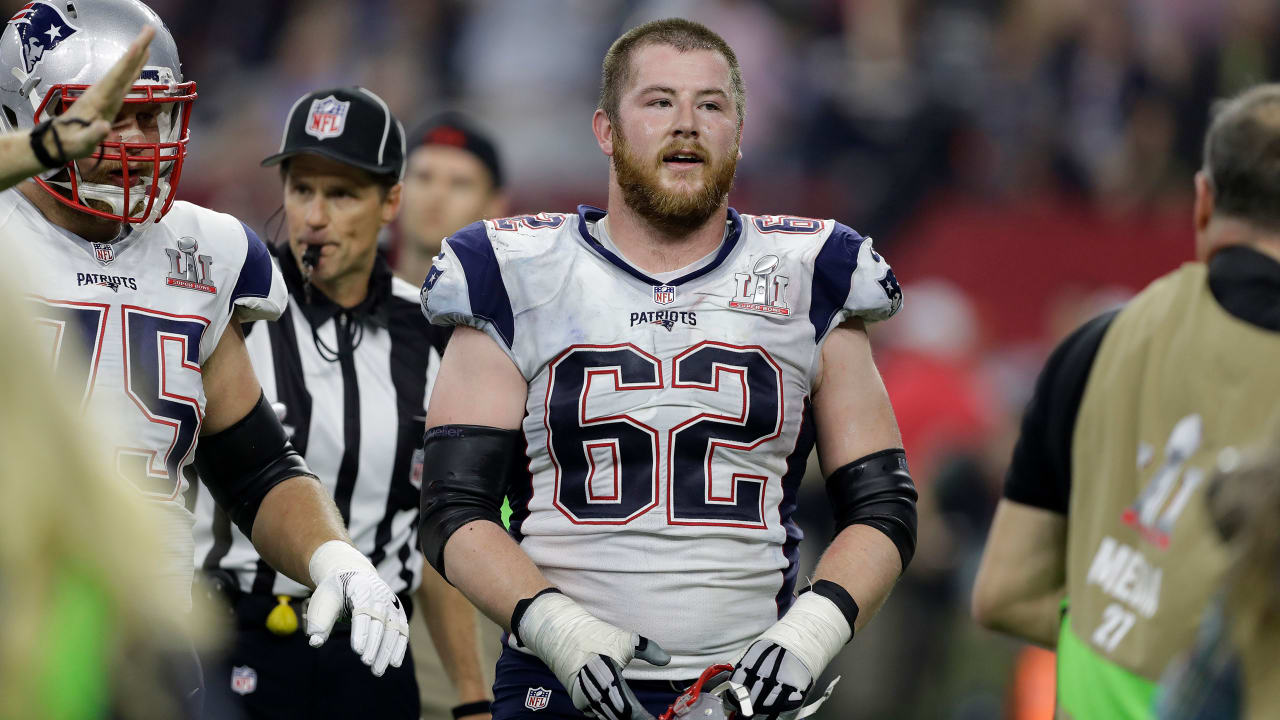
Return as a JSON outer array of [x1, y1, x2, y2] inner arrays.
[[599, 18, 745, 127]]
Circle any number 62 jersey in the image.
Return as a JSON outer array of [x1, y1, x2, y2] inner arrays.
[[0, 187, 287, 608], [422, 205, 902, 679]]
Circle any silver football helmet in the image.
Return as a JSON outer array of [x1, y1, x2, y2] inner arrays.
[[0, 0, 196, 223]]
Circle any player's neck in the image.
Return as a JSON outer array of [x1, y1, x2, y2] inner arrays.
[[604, 188, 728, 275], [19, 181, 123, 244]]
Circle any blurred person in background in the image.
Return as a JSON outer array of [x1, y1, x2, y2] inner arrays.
[[0, 1, 411, 713], [1157, 432, 1280, 720], [192, 87, 492, 720], [394, 112, 506, 288], [972, 83, 1280, 719], [419, 18, 913, 720], [393, 110, 507, 720]]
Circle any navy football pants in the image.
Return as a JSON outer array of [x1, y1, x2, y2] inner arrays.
[[492, 645, 696, 719]]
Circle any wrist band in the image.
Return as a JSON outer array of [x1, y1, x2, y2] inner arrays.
[[451, 700, 492, 718], [509, 587, 563, 647], [29, 119, 64, 169], [798, 579, 859, 638]]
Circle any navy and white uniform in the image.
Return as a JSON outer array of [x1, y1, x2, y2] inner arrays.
[[0, 187, 287, 609], [422, 205, 902, 680]]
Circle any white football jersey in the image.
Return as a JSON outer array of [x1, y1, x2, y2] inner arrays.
[[423, 205, 902, 679], [0, 187, 287, 609]]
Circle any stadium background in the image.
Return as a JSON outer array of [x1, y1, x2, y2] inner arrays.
[[135, 0, 1278, 717]]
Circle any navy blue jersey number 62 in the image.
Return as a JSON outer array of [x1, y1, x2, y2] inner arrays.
[[545, 342, 783, 528]]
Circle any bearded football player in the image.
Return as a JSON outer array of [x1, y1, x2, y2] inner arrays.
[[0, 0, 409, 711], [420, 18, 916, 720]]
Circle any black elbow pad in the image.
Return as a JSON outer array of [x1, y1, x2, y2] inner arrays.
[[419, 424, 521, 582], [826, 448, 918, 572], [195, 392, 316, 539]]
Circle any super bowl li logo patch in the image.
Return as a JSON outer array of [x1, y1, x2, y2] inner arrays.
[[525, 687, 552, 711], [306, 95, 350, 140], [653, 284, 676, 305], [165, 236, 217, 293], [730, 254, 790, 316]]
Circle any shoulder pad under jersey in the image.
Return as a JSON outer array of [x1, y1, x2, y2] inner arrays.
[[809, 222, 902, 342]]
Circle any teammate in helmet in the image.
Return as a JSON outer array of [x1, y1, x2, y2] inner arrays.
[[0, 24, 153, 190], [419, 18, 916, 720], [0, 1, 410, 712]]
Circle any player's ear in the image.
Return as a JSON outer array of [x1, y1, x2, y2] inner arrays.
[[381, 182, 403, 226], [592, 108, 614, 156]]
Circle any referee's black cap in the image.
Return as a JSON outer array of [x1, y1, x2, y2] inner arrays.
[[408, 112, 504, 189], [262, 87, 406, 181]]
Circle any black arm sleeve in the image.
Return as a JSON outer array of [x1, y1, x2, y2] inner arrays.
[[1003, 310, 1119, 513], [195, 392, 317, 539], [418, 424, 521, 583]]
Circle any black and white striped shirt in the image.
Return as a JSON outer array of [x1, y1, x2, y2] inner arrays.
[[192, 243, 444, 597]]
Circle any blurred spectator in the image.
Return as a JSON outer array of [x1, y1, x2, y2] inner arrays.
[[394, 112, 508, 287]]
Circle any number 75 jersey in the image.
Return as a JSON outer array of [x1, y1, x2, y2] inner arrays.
[[422, 205, 902, 679], [0, 188, 286, 606]]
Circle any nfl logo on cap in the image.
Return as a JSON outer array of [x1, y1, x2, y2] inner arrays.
[[230, 666, 258, 695], [306, 95, 350, 140], [525, 687, 552, 711], [653, 284, 676, 305]]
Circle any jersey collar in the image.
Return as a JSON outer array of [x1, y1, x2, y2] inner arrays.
[[574, 204, 743, 287]]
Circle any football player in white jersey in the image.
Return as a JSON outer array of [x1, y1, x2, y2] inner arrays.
[[419, 18, 917, 720], [0, 0, 410, 705]]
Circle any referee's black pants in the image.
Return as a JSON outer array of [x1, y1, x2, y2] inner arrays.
[[201, 592, 421, 720]]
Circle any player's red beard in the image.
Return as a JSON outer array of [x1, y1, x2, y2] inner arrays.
[[612, 126, 738, 236]]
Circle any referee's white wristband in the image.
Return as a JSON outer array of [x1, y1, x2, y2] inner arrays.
[[308, 540, 376, 587], [757, 591, 852, 677]]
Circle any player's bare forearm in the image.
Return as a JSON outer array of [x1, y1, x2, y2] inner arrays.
[[249, 475, 351, 587], [418, 559, 491, 704], [812, 525, 904, 632], [972, 499, 1067, 647], [442, 519, 553, 631]]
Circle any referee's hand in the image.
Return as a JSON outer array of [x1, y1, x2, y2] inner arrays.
[[305, 540, 410, 676]]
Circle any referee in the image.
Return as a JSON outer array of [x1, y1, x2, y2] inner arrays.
[[192, 87, 492, 720]]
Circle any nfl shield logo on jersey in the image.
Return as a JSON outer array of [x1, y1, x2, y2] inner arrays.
[[306, 95, 350, 140], [525, 687, 552, 711], [92, 242, 114, 265], [653, 284, 676, 305], [230, 666, 257, 695]]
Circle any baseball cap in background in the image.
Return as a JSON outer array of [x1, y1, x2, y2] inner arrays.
[[262, 86, 406, 181], [409, 112, 504, 189]]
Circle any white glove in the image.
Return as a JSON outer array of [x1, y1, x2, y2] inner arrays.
[[305, 540, 409, 677], [514, 590, 670, 720], [728, 588, 852, 718]]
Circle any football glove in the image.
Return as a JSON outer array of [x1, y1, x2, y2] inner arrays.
[[513, 589, 671, 720], [305, 540, 409, 677], [728, 582, 854, 719]]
